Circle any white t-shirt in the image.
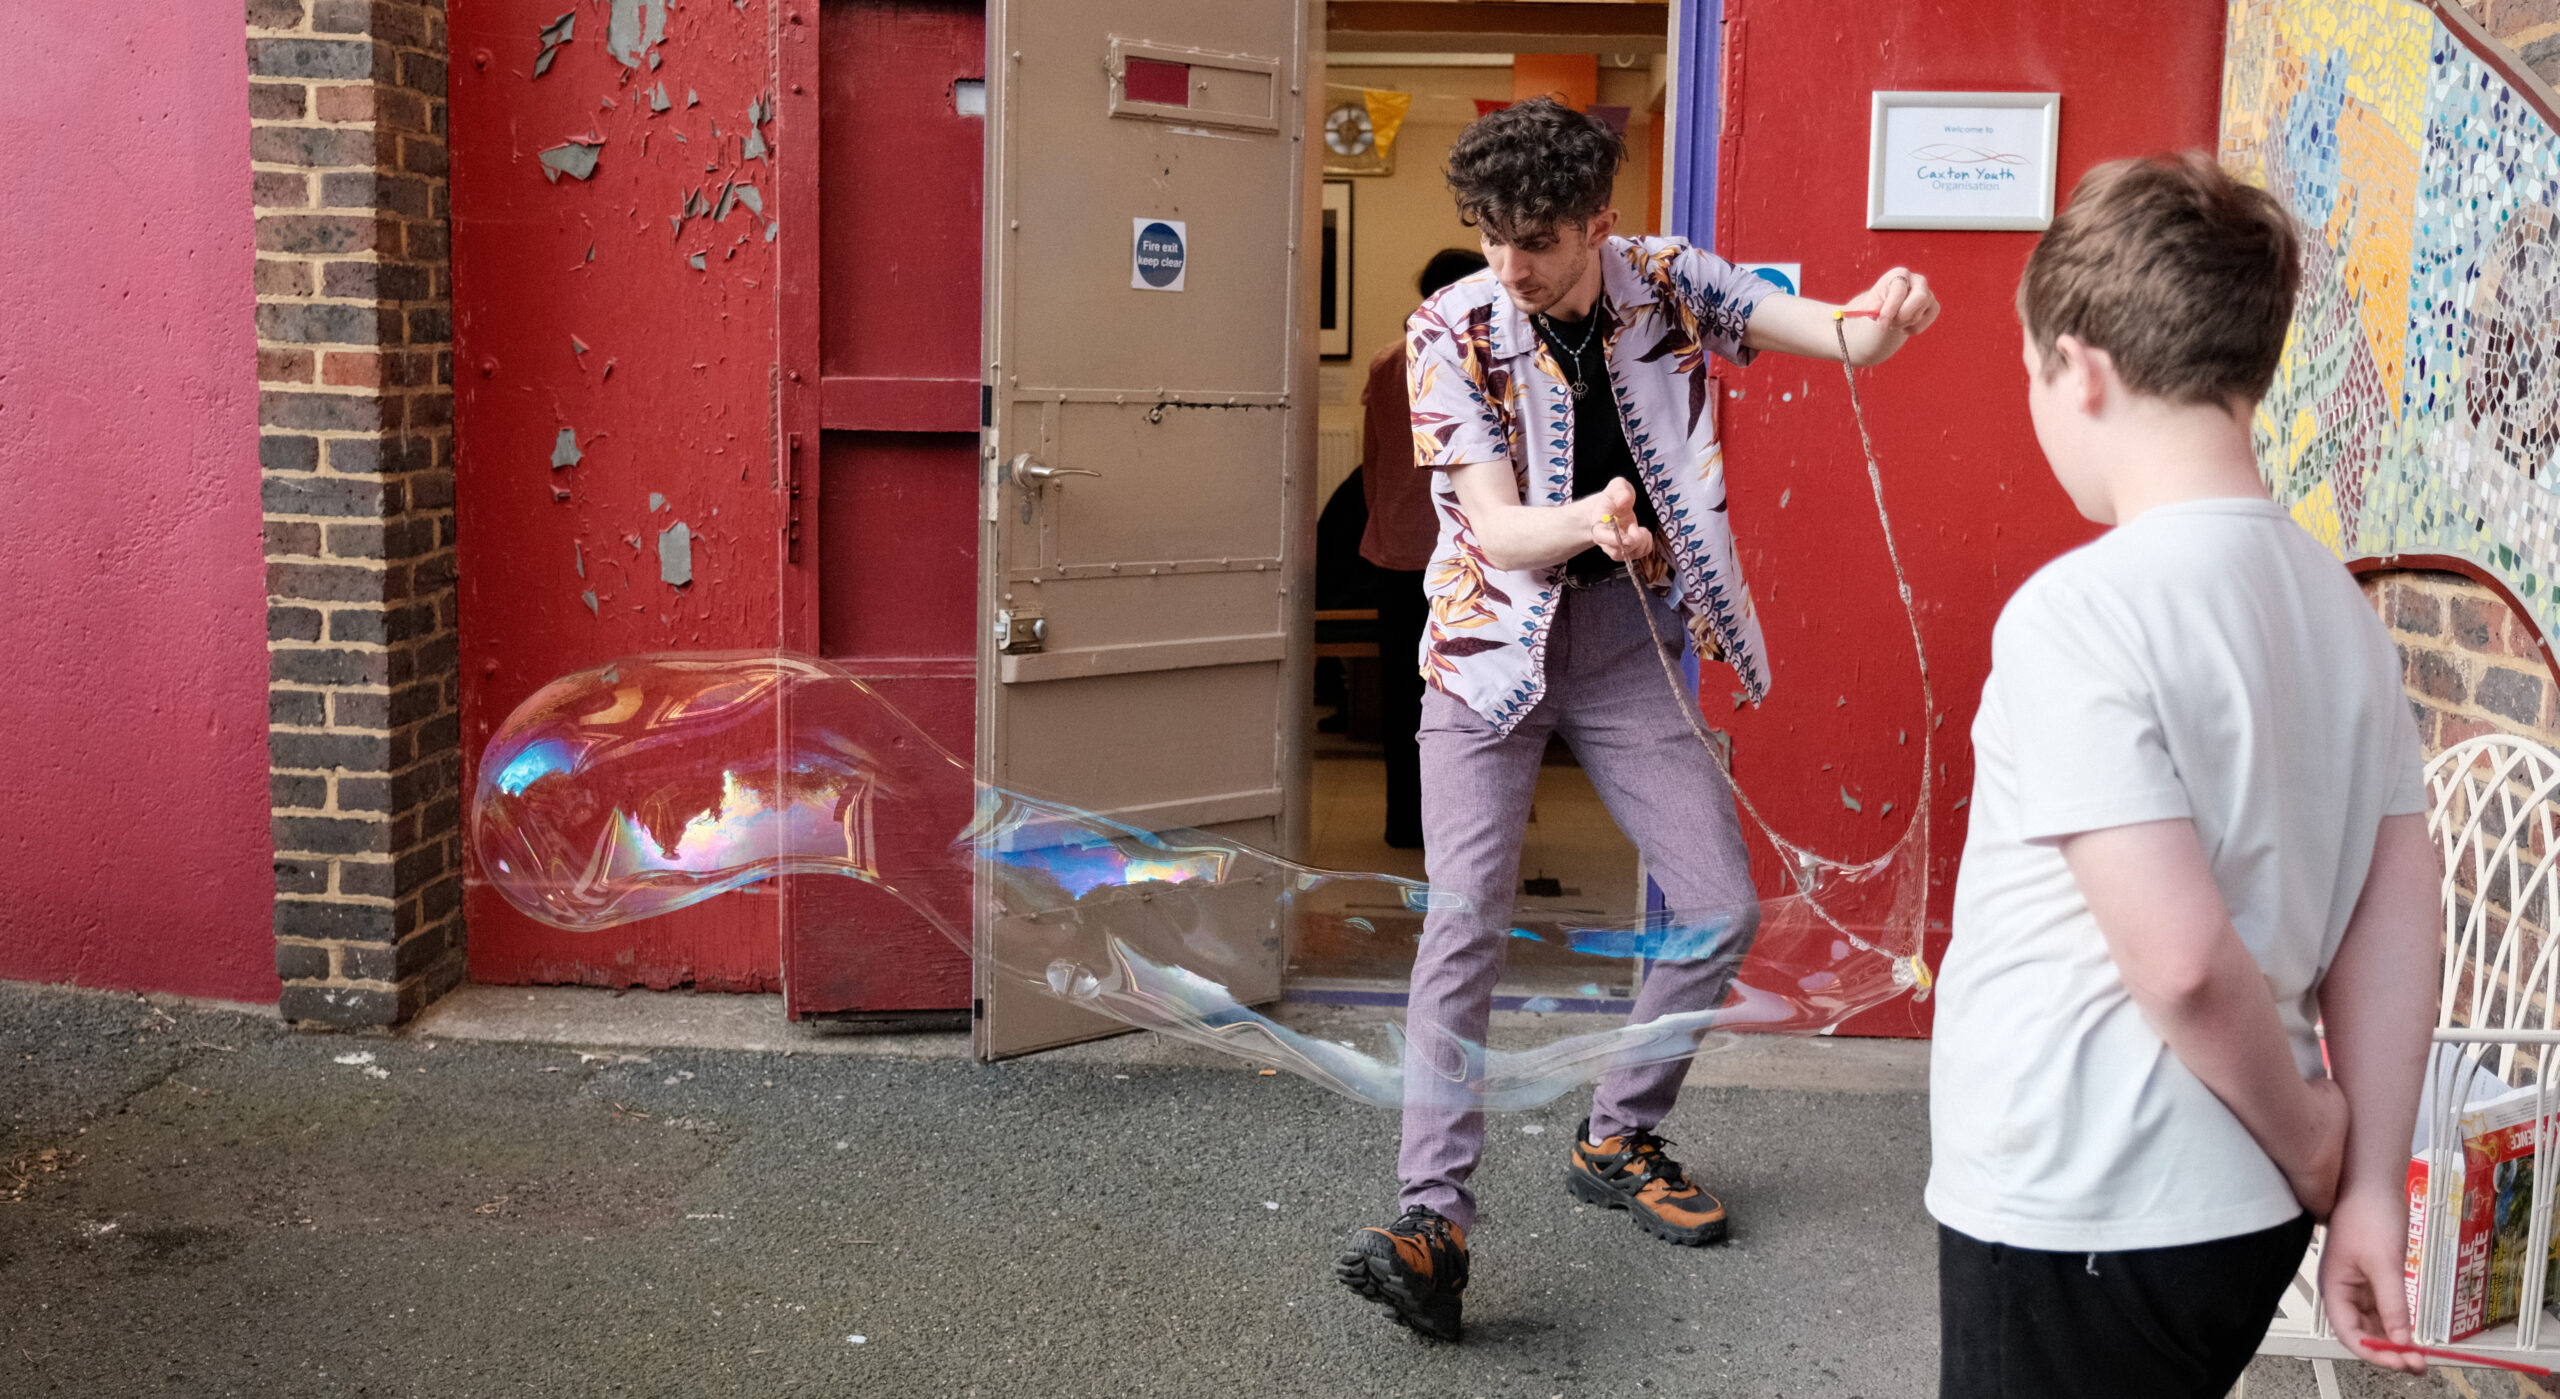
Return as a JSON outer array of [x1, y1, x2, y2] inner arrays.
[[1926, 497, 2427, 1252]]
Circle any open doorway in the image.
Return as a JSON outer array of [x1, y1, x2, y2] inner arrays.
[[1296, 6, 1677, 1003]]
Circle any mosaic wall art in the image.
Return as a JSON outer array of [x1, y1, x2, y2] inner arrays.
[[2223, 0, 2560, 642]]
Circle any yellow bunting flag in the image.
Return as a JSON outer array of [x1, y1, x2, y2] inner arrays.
[[1363, 89, 1413, 161]]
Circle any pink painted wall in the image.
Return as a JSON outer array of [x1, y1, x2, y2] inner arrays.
[[0, 6, 279, 1002]]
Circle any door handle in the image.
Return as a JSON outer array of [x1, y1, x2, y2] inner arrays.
[[1009, 454, 1102, 490]]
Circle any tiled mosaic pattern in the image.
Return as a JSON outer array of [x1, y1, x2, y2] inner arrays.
[[2223, 0, 2560, 642]]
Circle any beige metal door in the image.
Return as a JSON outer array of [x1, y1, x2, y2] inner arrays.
[[975, 0, 1314, 1057]]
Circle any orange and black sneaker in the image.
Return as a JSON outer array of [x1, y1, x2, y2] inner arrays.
[[1335, 1205, 1469, 1340], [1566, 1119, 1729, 1246]]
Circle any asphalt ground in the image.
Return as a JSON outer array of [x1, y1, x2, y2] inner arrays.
[[0, 982, 2465, 1398]]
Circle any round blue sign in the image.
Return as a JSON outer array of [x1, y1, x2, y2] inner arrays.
[[1135, 220, 1185, 288], [1747, 265, 1799, 296]]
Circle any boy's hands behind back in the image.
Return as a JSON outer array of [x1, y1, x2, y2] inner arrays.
[[2065, 820, 2362, 1226], [2284, 1077, 2348, 1219], [2321, 1182, 2426, 1375], [2312, 814, 2439, 1376]]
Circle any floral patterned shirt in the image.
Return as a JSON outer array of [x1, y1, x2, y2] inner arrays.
[[1406, 236, 1777, 733]]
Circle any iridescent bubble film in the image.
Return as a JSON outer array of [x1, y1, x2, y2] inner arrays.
[[470, 652, 1929, 1110]]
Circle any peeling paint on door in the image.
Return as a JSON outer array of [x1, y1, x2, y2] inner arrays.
[[453, 0, 785, 992], [533, 11, 574, 76], [657, 522, 693, 587], [604, 0, 667, 70], [537, 141, 600, 182]]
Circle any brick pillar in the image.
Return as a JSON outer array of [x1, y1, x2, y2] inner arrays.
[[2363, 571, 2560, 757], [248, 0, 463, 1026]]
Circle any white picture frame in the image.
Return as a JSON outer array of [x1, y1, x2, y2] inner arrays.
[[1866, 91, 2061, 232]]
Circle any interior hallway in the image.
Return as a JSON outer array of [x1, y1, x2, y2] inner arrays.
[[1305, 737, 1642, 910], [1297, 727, 1651, 1004]]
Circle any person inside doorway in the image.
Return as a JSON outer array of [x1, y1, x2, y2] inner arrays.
[[1360, 247, 1490, 848], [1334, 97, 1939, 1341], [1312, 464, 1380, 736]]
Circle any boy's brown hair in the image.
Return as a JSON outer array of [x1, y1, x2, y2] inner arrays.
[[2017, 151, 2301, 407]]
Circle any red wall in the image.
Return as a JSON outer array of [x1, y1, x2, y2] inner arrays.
[[449, 0, 786, 989], [0, 6, 278, 1002], [1711, 2, 2227, 1032]]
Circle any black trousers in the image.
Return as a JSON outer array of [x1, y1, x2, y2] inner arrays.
[[1378, 567, 1430, 848], [1938, 1213, 2315, 1399]]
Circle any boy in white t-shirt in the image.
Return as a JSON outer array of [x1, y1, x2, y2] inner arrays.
[[1928, 152, 2440, 1396]]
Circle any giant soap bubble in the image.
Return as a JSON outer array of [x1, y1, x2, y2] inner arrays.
[[473, 320, 1934, 1110], [471, 647, 1931, 1111]]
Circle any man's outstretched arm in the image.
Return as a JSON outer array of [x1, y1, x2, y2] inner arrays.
[[2314, 813, 2439, 1376], [1742, 268, 1940, 365]]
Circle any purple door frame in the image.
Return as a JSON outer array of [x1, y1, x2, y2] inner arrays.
[[1665, 0, 1722, 244], [1648, 0, 1722, 925]]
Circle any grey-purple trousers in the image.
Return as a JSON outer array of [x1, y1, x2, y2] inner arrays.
[[1399, 575, 1760, 1230]]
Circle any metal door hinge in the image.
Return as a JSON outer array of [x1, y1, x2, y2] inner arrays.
[[786, 432, 805, 564], [995, 605, 1046, 654], [971, 998, 985, 1021]]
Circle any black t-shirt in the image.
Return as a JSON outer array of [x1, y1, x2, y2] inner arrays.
[[1535, 305, 1663, 583]]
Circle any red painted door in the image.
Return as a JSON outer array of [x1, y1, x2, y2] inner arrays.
[[777, 0, 986, 1018], [451, 0, 786, 990]]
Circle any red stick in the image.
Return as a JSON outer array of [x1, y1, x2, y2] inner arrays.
[[2360, 1337, 2555, 1376], [1837, 309, 1881, 319]]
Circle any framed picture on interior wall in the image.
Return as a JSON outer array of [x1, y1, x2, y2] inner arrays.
[[1321, 181, 1353, 359], [1866, 90, 2061, 231]]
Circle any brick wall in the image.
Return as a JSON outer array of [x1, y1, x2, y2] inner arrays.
[[2453, 0, 2560, 87], [2363, 570, 2560, 758], [248, 0, 462, 1026]]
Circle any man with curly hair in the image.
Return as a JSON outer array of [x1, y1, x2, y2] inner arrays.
[[1334, 97, 1938, 1341]]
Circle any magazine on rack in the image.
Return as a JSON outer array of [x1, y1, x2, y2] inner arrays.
[[2407, 1069, 2560, 1342]]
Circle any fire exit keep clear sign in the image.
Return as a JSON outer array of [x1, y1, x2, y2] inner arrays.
[[1132, 218, 1187, 292]]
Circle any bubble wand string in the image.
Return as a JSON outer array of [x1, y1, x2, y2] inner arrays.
[[2359, 1337, 2548, 1376], [1614, 308, 1936, 988]]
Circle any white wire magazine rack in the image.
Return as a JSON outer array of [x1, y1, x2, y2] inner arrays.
[[2253, 733, 2560, 1396]]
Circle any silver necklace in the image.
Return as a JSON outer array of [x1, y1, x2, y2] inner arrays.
[[1536, 311, 1601, 398]]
